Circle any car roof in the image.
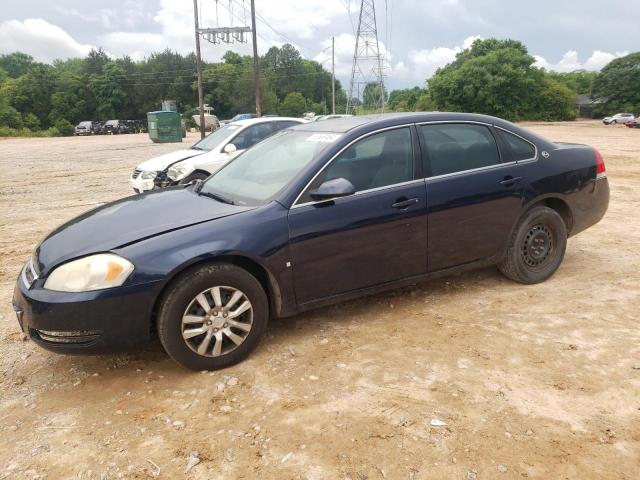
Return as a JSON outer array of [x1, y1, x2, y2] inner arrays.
[[228, 117, 304, 127], [287, 112, 554, 150], [291, 112, 525, 133]]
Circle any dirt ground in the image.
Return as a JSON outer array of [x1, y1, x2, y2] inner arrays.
[[0, 121, 639, 479]]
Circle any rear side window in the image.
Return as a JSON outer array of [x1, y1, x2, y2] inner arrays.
[[420, 124, 500, 177], [232, 123, 274, 150], [496, 129, 536, 162]]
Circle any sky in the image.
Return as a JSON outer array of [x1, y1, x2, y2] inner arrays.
[[1, 0, 638, 91]]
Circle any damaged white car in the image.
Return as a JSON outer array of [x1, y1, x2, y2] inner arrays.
[[130, 117, 303, 193]]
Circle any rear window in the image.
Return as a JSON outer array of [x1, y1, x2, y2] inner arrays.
[[496, 129, 536, 162]]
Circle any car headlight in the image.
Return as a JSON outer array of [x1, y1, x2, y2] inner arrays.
[[44, 254, 134, 292], [140, 171, 157, 180], [167, 163, 194, 181]]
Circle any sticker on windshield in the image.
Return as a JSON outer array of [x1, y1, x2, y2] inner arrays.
[[306, 133, 341, 143]]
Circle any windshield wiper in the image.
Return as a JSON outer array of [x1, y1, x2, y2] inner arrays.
[[199, 190, 235, 205]]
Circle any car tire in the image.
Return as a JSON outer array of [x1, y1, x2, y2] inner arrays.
[[611, 120, 617, 125], [157, 262, 269, 370], [179, 171, 209, 185], [499, 206, 567, 284]]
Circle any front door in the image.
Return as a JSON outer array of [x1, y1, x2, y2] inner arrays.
[[288, 126, 428, 304], [418, 122, 528, 271]]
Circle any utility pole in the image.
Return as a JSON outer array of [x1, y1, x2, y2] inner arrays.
[[250, 0, 262, 117], [331, 36, 336, 114], [192, 0, 205, 139]]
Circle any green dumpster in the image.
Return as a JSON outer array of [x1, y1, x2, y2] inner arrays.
[[147, 111, 182, 143]]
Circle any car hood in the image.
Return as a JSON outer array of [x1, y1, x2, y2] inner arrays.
[[136, 149, 206, 171], [35, 187, 255, 273]]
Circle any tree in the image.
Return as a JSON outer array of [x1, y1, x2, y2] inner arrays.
[[592, 52, 640, 114], [84, 48, 110, 75], [90, 61, 127, 120], [536, 79, 577, 121], [428, 38, 575, 121], [387, 87, 425, 111], [546, 70, 597, 95], [279, 92, 307, 117], [362, 82, 387, 109], [0, 52, 36, 78]]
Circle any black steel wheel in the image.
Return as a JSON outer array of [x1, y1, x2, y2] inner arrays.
[[499, 206, 567, 284]]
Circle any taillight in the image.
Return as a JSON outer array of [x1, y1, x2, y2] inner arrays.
[[594, 148, 606, 178]]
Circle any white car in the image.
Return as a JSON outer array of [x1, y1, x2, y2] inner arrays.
[[130, 117, 304, 193], [603, 113, 635, 125]]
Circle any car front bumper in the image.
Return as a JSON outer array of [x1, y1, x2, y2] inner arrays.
[[130, 171, 178, 193], [12, 270, 163, 354]]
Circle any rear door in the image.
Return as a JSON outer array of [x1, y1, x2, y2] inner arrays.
[[419, 122, 530, 271], [288, 126, 428, 304]]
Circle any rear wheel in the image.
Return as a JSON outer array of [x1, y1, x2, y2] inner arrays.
[[499, 206, 567, 284], [157, 263, 268, 370]]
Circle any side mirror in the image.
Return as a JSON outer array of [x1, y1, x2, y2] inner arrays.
[[309, 178, 356, 201], [223, 143, 237, 154]]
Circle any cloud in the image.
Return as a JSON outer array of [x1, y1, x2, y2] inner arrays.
[[534, 50, 629, 72], [95, 0, 351, 60], [393, 35, 481, 83], [0, 18, 95, 63]]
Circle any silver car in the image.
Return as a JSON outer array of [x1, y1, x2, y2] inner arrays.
[[603, 113, 635, 125]]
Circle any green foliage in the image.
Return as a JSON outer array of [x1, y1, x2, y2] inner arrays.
[[415, 93, 435, 111], [0, 44, 345, 136], [362, 83, 387, 108], [535, 79, 578, 121], [0, 52, 36, 78], [427, 38, 576, 121], [546, 70, 597, 95], [23, 112, 41, 130], [592, 52, 640, 114], [279, 92, 307, 117], [0, 103, 23, 129], [54, 118, 75, 136], [387, 87, 426, 111], [90, 61, 127, 120]]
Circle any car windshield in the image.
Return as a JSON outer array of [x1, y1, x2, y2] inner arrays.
[[200, 130, 340, 206], [191, 124, 240, 151], [106, 120, 118, 126]]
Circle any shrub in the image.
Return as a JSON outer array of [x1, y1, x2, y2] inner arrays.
[[54, 118, 75, 136]]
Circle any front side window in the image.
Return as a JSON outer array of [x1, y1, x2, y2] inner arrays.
[[420, 123, 500, 177], [299, 127, 413, 203], [496, 129, 536, 162]]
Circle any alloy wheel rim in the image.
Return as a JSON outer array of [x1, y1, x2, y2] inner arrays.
[[181, 286, 253, 357], [521, 223, 554, 267]]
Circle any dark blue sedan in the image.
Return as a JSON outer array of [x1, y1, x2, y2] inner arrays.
[[13, 113, 609, 370]]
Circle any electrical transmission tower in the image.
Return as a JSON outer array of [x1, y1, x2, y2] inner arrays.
[[346, 0, 386, 115]]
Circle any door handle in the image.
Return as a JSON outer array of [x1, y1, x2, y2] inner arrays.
[[500, 176, 523, 186], [391, 198, 420, 209]]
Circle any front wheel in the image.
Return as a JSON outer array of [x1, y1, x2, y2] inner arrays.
[[179, 171, 209, 185], [611, 120, 617, 125], [499, 206, 567, 284], [157, 263, 269, 370]]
